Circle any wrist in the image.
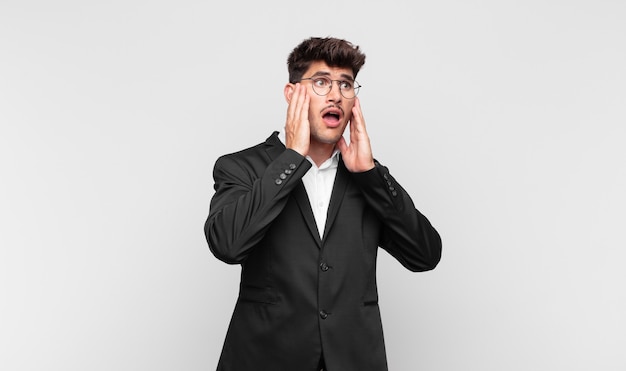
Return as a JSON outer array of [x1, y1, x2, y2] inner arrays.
[[287, 145, 308, 157]]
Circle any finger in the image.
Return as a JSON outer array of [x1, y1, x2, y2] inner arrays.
[[287, 83, 301, 121], [349, 117, 357, 139], [351, 97, 366, 132], [293, 85, 308, 127], [299, 86, 309, 122], [351, 112, 362, 140]]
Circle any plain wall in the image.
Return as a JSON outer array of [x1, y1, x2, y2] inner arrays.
[[1, 0, 625, 370]]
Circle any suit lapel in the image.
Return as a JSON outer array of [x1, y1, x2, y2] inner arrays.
[[322, 159, 349, 243], [293, 183, 323, 247], [263, 131, 322, 247]]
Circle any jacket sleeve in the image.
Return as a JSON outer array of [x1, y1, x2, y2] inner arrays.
[[204, 149, 311, 264], [350, 160, 442, 272]]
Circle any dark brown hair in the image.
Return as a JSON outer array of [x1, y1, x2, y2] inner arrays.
[[287, 37, 366, 83]]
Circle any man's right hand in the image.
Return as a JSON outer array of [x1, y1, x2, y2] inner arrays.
[[284, 83, 310, 157]]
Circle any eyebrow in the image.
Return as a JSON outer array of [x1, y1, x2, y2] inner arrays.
[[309, 71, 355, 81]]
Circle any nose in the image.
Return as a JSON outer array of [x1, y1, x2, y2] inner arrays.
[[326, 81, 342, 102]]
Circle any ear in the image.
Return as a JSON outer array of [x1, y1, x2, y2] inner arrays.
[[284, 83, 295, 103]]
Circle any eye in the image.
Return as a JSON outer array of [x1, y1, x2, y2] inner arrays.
[[339, 80, 353, 90], [314, 78, 331, 87]]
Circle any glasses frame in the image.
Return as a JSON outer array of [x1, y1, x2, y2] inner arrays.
[[300, 76, 362, 99]]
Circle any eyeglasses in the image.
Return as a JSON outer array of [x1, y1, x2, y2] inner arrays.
[[300, 76, 361, 99]]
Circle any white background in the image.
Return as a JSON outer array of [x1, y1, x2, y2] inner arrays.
[[1, 1, 625, 370]]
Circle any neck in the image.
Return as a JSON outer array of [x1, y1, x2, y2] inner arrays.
[[308, 142, 336, 167]]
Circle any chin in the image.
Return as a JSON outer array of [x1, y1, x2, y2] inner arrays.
[[311, 122, 347, 145], [312, 133, 342, 145]]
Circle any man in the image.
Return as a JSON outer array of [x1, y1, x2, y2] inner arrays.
[[204, 37, 442, 371]]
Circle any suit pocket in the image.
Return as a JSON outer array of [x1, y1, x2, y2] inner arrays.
[[363, 298, 379, 306], [238, 284, 279, 305], [362, 289, 379, 306]]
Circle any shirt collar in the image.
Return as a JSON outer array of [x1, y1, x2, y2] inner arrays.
[[278, 130, 341, 170], [307, 149, 340, 170]]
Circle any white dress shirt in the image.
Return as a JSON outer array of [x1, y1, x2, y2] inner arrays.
[[301, 150, 340, 238], [279, 131, 339, 238]]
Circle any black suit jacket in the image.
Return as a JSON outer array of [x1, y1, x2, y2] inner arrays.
[[205, 131, 442, 371]]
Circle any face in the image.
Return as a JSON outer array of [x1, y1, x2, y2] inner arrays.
[[287, 61, 356, 147]]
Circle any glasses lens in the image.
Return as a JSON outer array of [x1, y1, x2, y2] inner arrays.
[[305, 78, 360, 98], [310, 78, 331, 96], [342, 82, 359, 99]]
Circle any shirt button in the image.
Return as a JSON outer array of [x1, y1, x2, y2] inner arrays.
[[319, 310, 329, 319], [320, 262, 329, 272]]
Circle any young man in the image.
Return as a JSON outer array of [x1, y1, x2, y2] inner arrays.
[[205, 37, 442, 371]]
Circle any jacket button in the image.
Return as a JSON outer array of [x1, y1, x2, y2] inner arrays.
[[319, 310, 329, 319], [289, 163, 296, 170], [320, 262, 329, 272], [275, 179, 282, 185]]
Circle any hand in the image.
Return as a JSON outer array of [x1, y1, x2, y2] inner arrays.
[[284, 83, 310, 156], [337, 97, 375, 172]]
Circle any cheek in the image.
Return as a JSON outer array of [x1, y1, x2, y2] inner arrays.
[[345, 107, 354, 122], [346, 102, 355, 118], [307, 97, 324, 119]]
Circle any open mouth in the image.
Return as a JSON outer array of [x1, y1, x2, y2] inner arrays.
[[322, 107, 343, 126]]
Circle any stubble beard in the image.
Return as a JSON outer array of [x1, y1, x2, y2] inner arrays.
[[310, 125, 345, 147], [309, 112, 350, 147]]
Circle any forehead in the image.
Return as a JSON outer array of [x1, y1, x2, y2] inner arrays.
[[305, 61, 354, 80]]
